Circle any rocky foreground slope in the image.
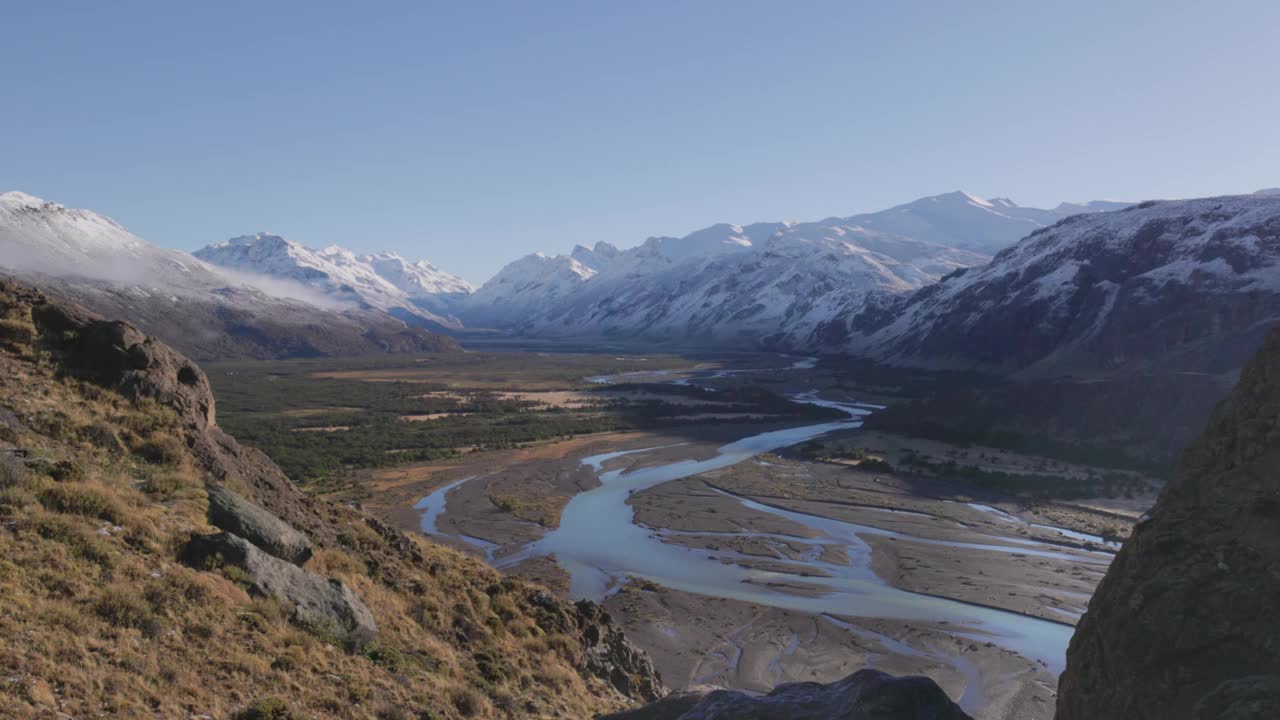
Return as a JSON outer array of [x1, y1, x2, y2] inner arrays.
[[1056, 325, 1280, 719], [0, 278, 657, 718]]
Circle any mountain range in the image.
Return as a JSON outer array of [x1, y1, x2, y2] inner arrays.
[[8, 187, 1280, 387], [449, 191, 1130, 345], [0, 192, 458, 359], [194, 233, 473, 329], [832, 194, 1280, 377]]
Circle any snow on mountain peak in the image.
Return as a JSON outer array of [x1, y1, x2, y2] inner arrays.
[[195, 234, 471, 327], [0, 191, 54, 211]]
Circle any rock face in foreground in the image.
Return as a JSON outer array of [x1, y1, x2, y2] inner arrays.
[[604, 669, 971, 720], [1057, 327, 1280, 719]]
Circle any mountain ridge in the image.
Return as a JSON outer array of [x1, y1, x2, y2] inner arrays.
[[457, 191, 1131, 344], [831, 194, 1280, 378], [0, 192, 460, 359]]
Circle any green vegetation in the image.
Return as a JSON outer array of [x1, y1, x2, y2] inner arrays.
[[796, 443, 896, 473], [899, 450, 1152, 500], [207, 351, 842, 487]]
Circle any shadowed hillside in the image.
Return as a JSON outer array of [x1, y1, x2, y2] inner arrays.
[[1057, 325, 1280, 718]]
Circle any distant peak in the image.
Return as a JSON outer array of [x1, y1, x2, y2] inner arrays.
[[228, 232, 288, 245], [956, 191, 993, 207], [0, 190, 50, 208]]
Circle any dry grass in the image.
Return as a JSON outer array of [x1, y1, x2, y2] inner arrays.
[[0, 294, 641, 719]]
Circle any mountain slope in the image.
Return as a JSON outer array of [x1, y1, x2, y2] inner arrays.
[[195, 234, 472, 329], [834, 195, 1280, 377], [460, 192, 1126, 345], [502, 227, 989, 347], [0, 277, 659, 718], [1057, 325, 1280, 719], [0, 192, 458, 359], [841, 191, 1129, 254]]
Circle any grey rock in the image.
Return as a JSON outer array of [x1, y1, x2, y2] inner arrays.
[[1057, 327, 1280, 719], [205, 484, 312, 565], [181, 532, 375, 648], [603, 669, 971, 720], [574, 600, 663, 702]]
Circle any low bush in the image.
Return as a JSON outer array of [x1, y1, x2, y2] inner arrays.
[[236, 697, 303, 720], [38, 482, 125, 523], [95, 584, 161, 636], [0, 317, 35, 351], [133, 434, 185, 466]]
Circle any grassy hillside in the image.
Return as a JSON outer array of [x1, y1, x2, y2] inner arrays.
[[0, 279, 659, 719]]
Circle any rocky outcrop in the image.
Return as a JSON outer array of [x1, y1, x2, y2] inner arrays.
[[519, 590, 664, 702], [205, 484, 313, 565], [31, 298, 217, 428], [14, 278, 322, 541], [181, 532, 377, 648], [602, 669, 971, 720], [1057, 327, 1280, 719], [574, 600, 664, 702]]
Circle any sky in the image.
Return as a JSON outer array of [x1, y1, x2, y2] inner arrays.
[[3, 1, 1278, 283]]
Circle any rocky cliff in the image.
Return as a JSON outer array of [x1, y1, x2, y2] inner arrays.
[[0, 278, 660, 718], [1056, 326, 1280, 719]]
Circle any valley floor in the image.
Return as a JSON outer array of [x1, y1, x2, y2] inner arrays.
[[214, 350, 1154, 720]]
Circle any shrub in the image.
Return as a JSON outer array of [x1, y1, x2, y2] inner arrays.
[[27, 512, 114, 566], [362, 642, 407, 673], [0, 486, 36, 515], [95, 585, 161, 636], [236, 697, 303, 720], [133, 434, 185, 466], [123, 404, 174, 436], [78, 422, 126, 453], [143, 572, 209, 612], [142, 469, 199, 498], [0, 456, 28, 488], [38, 483, 124, 523], [858, 458, 895, 473], [0, 317, 35, 351]]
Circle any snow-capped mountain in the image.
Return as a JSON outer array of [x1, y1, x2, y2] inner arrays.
[[194, 234, 472, 328], [363, 252, 473, 303], [835, 191, 1131, 254], [461, 252, 600, 327], [0, 192, 458, 359], [459, 191, 1128, 344], [0, 191, 225, 288], [518, 226, 989, 346], [829, 194, 1280, 376]]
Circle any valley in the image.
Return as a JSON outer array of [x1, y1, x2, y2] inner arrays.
[[211, 348, 1156, 720]]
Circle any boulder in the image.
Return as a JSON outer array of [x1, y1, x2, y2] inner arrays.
[[602, 669, 971, 720], [31, 300, 216, 429], [181, 532, 375, 648], [1057, 327, 1280, 719], [205, 484, 312, 565]]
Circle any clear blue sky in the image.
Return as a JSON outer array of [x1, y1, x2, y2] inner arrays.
[[3, 1, 1277, 282]]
